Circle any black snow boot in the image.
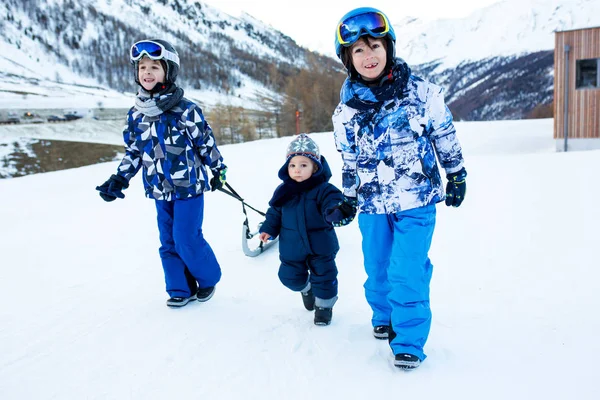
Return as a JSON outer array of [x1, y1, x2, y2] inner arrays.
[[314, 307, 333, 326], [301, 288, 315, 311], [166, 294, 197, 308], [196, 286, 216, 302], [394, 353, 421, 370], [373, 325, 390, 339]]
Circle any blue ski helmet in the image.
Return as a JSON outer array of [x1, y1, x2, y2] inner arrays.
[[334, 7, 396, 73], [130, 39, 180, 85]]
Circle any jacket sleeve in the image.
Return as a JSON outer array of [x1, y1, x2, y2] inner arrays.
[[185, 104, 226, 173], [116, 108, 142, 181], [259, 206, 282, 238], [319, 183, 345, 218], [427, 86, 465, 175], [332, 104, 359, 197]]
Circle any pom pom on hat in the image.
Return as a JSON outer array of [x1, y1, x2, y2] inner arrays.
[[286, 134, 321, 169]]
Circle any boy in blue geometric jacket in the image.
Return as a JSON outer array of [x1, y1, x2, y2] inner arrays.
[[96, 39, 227, 308], [258, 134, 352, 326]]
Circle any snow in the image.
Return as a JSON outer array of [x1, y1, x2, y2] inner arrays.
[[0, 0, 286, 112], [1, 116, 599, 399]]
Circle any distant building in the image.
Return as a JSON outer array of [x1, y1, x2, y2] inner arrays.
[[554, 26, 600, 151]]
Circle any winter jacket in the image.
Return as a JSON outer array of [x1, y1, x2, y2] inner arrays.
[[116, 98, 225, 201], [260, 156, 344, 259], [332, 64, 464, 214]]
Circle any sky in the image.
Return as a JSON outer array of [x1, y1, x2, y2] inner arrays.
[[1, 114, 600, 398], [203, 0, 501, 56]]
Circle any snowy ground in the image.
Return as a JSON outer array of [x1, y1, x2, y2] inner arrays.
[[0, 118, 599, 399]]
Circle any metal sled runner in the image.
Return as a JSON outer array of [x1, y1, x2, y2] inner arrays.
[[218, 183, 278, 257]]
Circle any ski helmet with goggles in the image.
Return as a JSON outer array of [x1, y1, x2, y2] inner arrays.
[[334, 8, 396, 74], [130, 39, 180, 85]]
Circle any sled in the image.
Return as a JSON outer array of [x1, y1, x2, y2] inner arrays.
[[241, 220, 279, 257], [218, 183, 278, 257]]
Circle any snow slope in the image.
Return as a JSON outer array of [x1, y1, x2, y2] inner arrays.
[[0, 118, 599, 399]]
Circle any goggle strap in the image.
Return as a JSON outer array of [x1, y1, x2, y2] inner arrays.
[[160, 50, 180, 65]]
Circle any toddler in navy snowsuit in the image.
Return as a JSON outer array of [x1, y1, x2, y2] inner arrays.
[[259, 134, 349, 326], [96, 39, 227, 308]]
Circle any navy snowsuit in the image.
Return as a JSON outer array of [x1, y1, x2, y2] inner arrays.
[[260, 156, 344, 301]]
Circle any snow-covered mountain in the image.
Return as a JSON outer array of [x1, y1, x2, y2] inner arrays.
[[395, 0, 599, 69], [0, 0, 338, 110], [1, 0, 598, 120], [394, 0, 599, 120]]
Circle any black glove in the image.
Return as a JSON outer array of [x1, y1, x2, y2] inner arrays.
[[96, 174, 129, 202], [445, 168, 467, 207], [209, 167, 227, 192], [325, 196, 358, 227]]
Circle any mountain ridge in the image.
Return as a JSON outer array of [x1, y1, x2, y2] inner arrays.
[[1, 0, 598, 121]]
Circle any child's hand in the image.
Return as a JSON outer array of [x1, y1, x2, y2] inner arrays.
[[96, 174, 129, 202], [445, 168, 467, 207], [325, 196, 357, 227], [258, 232, 271, 243], [210, 167, 227, 192]]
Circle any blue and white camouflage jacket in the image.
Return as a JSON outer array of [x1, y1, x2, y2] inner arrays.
[[333, 60, 464, 214], [116, 98, 225, 201]]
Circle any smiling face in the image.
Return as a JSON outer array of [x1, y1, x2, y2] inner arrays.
[[288, 155, 316, 183], [349, 36, 387, 81], [137, 57, 165, 91]]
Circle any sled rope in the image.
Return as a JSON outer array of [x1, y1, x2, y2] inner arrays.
[[217, 183, 266, 217], [217, 183, 267, 240]]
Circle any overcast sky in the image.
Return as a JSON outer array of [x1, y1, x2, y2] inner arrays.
[[203, 0, 501, 56]]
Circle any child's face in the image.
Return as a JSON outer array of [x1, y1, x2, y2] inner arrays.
[[350, 37, 387, 81], [138, 57, 165, 91], [288, 155, 316, 183]]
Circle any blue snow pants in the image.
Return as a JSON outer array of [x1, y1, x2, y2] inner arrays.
[[155, 194, 221, 298], [358, 204, 436, 361]]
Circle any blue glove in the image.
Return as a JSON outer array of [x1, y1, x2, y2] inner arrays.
[[445, 168, 467, 207], [96, 174, 129, 202], [209, 167, 227, 192], [325, 196, 358, 227]]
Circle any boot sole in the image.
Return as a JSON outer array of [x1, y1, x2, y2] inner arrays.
[[166, 295, 197, 308], [394, 361, 420, 370], [394, 358, 421, 370]]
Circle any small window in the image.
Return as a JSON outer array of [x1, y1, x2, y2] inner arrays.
[[576, 58, 598, 89]]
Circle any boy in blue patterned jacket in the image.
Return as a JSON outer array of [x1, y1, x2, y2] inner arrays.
[[330, 8, 468, 369], [258, 134, 349, 326], [96, 39, 227, 308]]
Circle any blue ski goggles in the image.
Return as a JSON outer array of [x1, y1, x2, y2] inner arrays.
[[336, 11, 390, 47], [130, 40, 180, 66]]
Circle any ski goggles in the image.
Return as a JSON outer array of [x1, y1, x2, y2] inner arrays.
[[336, 11, 390, 47], [130, 40, 180, 66]]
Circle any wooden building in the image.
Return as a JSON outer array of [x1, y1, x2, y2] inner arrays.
[[554, 26, 600, 151]]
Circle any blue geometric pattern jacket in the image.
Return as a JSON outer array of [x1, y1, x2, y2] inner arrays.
[[332, 75, 464, 214], [116, 98, 225, 201]]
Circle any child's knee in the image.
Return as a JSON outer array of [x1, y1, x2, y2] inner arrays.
[[278, 267, 308, 292]]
